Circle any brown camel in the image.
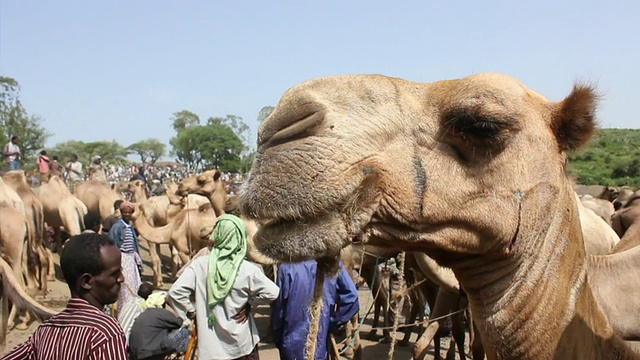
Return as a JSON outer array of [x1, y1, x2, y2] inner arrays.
[[133, 203, 217, 287], [611, 194, 640, 250], [576, 194, 620, 255], [0, 177, 25, 215], [175, 169, 228, 217], [75, 180, 123, 224], [3, 171, 54, 290], [37, 176, 87, 251], [239, 73, 640, 359], [0, 255, 56, 345], [579, 194, 615, 225]]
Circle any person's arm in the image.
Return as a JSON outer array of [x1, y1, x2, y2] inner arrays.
[[2, 338, 36, 359], [89, 332, 128, 360], [329, 265, 360, 331], [166, 264, 197, 322], [248, 263, 280, 306]]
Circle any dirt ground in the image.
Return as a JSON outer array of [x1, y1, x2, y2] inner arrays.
[[0, 240, 461, 359]]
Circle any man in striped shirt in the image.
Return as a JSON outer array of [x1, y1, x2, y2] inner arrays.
[[3, 233, 128, 360]]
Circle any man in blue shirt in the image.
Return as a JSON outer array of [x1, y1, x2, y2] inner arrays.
[[271, 260, 360, 360]]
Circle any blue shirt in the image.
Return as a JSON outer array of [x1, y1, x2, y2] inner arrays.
[[271, 260, 360, 360]]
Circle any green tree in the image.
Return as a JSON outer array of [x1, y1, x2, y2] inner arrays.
[[170, 110, 200, 132], [257, 105, 274, 123], [0, 76, 50, 163], [48, 140, 128, 165], [127, 138, 167, 164], [172, 124, 244, 172]]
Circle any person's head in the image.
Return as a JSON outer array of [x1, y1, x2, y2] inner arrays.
[[92, 155, 102, 164], [70, 153, 78, 161], [138, 282, 155, 300], [60, 233, 123, 307], [138, 166, 145, 175], [83, 211, 102, 232], [53, 155, 59, 161], [113, 199, 124, 211], [40, 150, 47, 156], [119, 201, 135, 221], [10, 135, 18, 144]]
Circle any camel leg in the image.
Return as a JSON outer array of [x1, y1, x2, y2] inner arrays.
[[366, 299, 382, 340], [146, 238, 163, 287], [413, 289, 456, 360], [469, 317, 485, 360], [451, 310, 466, 360], [46, 248, 55, 281]]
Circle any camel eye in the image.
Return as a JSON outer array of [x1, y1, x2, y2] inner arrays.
[[444, 108, 506, 140]]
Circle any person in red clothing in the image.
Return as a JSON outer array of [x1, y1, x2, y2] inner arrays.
[[3, 233, 128, 360]]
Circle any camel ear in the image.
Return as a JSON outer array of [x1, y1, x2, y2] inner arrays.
[[551, 84, 598, 152], [213, 170, 221, 181]]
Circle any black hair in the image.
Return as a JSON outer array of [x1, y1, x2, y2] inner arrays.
[[83, 211, 101, 229], [40, 150, 47, 155], [71, 153, 78, 159], [113, 199, 124, 210], [138, 282, 155, 299], [60, 233, 115, 289], [53, 156, 59, 161], [11, 135, 18, 141]]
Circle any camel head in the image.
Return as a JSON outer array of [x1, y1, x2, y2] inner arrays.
[[2, 170, 28, 187], [176, 169, 227, 217], [239, 73, 597, 267]]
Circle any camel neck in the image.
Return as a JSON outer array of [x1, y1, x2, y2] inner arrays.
[[454, 191, 628, 359]]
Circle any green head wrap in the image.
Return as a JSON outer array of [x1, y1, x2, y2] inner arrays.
[[206, 214, 248, 326]]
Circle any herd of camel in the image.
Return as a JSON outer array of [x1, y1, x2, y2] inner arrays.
[[1, 72, 640, 359]]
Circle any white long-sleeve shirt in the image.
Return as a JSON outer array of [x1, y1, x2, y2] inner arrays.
[[167, 256, 279, 360]]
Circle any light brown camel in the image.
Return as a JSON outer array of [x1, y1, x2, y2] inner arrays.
[[75, 180, 123, 224], [133, 203, 217, 287], [0, 177, 25, 215], [0, 205, 32, 330], [3, 171, 54, 289], [239, 73, 640, 359], [576, 194, 620, 255], [579, 194, 615, 225], [175, 169, 228, 217], [117, 179, 148, 203], [0, 255, 56, 346], [37, 176, 88, 251]]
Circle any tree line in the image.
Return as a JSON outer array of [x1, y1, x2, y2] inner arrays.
[[0, 76, 274, 173]]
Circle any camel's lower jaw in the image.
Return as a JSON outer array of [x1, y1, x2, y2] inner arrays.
[[252, 213, 349, 264]]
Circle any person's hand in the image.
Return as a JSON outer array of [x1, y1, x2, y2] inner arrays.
[[232, 304, 250, 324]]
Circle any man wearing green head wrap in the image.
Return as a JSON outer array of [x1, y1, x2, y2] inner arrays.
[[167, 214, 280, 360]]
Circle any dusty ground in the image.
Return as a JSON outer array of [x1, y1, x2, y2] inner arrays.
[[0, 240, 461, 359]]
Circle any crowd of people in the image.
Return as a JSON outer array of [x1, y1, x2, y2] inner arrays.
[[3, 206, 359, 360]]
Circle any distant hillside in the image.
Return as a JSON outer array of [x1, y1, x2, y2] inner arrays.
[[568, 128, 640, 188]]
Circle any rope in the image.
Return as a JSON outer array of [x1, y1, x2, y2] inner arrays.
[[387, 252, 406, 360], [304, 261, 328, 360]]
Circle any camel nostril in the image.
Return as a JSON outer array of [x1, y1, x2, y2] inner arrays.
[[259, 110, 326, 150]]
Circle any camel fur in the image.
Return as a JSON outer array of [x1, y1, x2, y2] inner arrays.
[[239, 73, 640, 359]]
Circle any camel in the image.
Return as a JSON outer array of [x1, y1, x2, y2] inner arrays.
[[0, 255, 56, 345], [579, 194, 616, 225], [0, 177, 25, 215], [37, 176, 88, 251], [3, 171, 54, 290], [75, 180, 123, 224], [133, 202, 217, 287], [175, 169, 228, 217], [576, 194, 620, 255], [611, 194, 640, 253], [239, 73, 640, 359], [117, 179, 148, 203]]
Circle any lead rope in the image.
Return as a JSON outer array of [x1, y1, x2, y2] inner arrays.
[[387, 251, 406, 360], [305, 262, 327, 360]]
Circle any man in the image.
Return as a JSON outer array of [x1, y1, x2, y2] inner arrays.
[[49, 155, 64, 178], [3, 135, 20, 170], [128, 291, 191, 360], [37, 150, 51, 183], [89, 155, 108, 183], [3, 233, 128, 359], [167, 214, 280, 360], [102, 199, 124, 234], [83, 211, 102, 233], [271, 260, 360, 360], [118, 282, 155, 340], [65, 153, 83, 193]]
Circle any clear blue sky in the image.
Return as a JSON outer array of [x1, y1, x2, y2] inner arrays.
[[1, 1, 638, 151]]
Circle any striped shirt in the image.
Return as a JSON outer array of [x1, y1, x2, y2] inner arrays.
[[2, 298, 127, 360], [120, 221, 136, 253]]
